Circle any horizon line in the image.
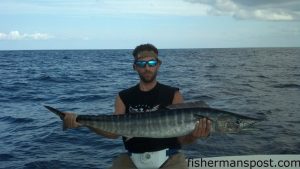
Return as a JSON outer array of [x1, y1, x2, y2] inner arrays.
[[0, 46, 299, 51]]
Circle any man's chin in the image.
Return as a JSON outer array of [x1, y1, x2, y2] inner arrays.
[[139, 72, 157, 83], [141, 78, 155, 83], [140, 76, 156, 83]]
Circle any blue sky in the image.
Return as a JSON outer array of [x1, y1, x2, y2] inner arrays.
[[0, 0, 300, 50]]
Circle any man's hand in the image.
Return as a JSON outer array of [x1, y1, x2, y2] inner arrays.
[[178, 118, 211, 145], [63, 112, 81, 129], [192, 118, 211, 138]]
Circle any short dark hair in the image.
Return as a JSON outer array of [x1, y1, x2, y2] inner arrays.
[[132, 43, 158, 59]]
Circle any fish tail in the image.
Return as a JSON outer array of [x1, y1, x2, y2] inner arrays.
[[44, 105, 67, 130]]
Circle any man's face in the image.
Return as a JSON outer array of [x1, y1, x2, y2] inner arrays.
[[134, 56, 160, 83]]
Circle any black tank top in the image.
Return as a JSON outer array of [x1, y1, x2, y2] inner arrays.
[[119, 82, 182, 153]]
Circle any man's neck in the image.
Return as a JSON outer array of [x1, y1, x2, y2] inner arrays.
[[139, 80, 157, 92]]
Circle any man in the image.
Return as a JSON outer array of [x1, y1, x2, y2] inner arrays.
[[64, 44, 211, 169]]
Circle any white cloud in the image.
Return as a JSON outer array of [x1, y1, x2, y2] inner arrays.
[[0, 31, 52, 40], [186, 0, 300, 21], [253, 10, 293, 21]]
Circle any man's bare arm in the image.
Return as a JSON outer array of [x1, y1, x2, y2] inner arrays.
[[172, 90, 184, 104]]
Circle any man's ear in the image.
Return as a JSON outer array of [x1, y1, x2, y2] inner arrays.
[[157, 59, 162, 69]]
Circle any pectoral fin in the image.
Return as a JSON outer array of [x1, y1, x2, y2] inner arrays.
[[194, 114, 213, 122], [125, 137, 133, 142]]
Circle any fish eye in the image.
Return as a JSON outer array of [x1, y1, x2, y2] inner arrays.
[[236, 119, 241, 124]]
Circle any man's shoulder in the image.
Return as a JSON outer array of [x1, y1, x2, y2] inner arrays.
[[158, 82, 179, 91], [119, 84, 138, 95]]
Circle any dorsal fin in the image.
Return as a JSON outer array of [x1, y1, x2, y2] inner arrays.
[[166, 101, 209, 109]]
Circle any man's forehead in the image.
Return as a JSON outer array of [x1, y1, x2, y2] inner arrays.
[[136, 51, 158, 59]]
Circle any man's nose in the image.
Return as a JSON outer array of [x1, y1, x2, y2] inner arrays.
[[144, 64, 152, 70]]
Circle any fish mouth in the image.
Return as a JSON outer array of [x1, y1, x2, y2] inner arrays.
[[240, 120, 260, 130], [246, 121, 258, 127], [241, 114, 265, 127]]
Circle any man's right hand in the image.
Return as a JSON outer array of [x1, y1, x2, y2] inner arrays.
[[62, 112, 118, 139], [63, 112, 81, 129]]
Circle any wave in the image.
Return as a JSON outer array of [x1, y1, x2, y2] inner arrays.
[[205, 64, 218, 68], [190, 95, 215, 101], [29, 74, 82, 83], [272, 83, 300, 89], [24, 160, 97, 169], [0, 154, 14, 161], [0, 116, 35, 124], [58, 94, 107, 102], [1, 82, 29, 92], [4, 94, 49, 103], [35, 74, 53, 81], [256, 75, 269, 79], [24, 160, 63, 169], [286, 120, 300, 124]]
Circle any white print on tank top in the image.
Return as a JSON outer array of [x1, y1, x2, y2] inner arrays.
[[129, 104, 160, 113]]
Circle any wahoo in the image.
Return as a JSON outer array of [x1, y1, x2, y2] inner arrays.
[[44, 102, 262, 138]]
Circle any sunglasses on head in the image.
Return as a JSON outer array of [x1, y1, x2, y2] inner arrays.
[[134, 59, 159, 68]]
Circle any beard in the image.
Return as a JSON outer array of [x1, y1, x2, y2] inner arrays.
[[139, 70, 157, 83]]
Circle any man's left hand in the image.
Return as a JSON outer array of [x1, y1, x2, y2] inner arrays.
[[192, 118, 211, 139], [178, 118, 212, 145]]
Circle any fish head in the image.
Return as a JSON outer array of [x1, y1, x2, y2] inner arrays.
[[215, 115, 261, 133]]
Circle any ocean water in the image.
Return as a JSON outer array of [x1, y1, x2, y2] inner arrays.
[[0, 48, 299, 169]]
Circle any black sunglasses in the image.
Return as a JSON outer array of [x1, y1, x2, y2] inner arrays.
[[134, 59, 159, 68]]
